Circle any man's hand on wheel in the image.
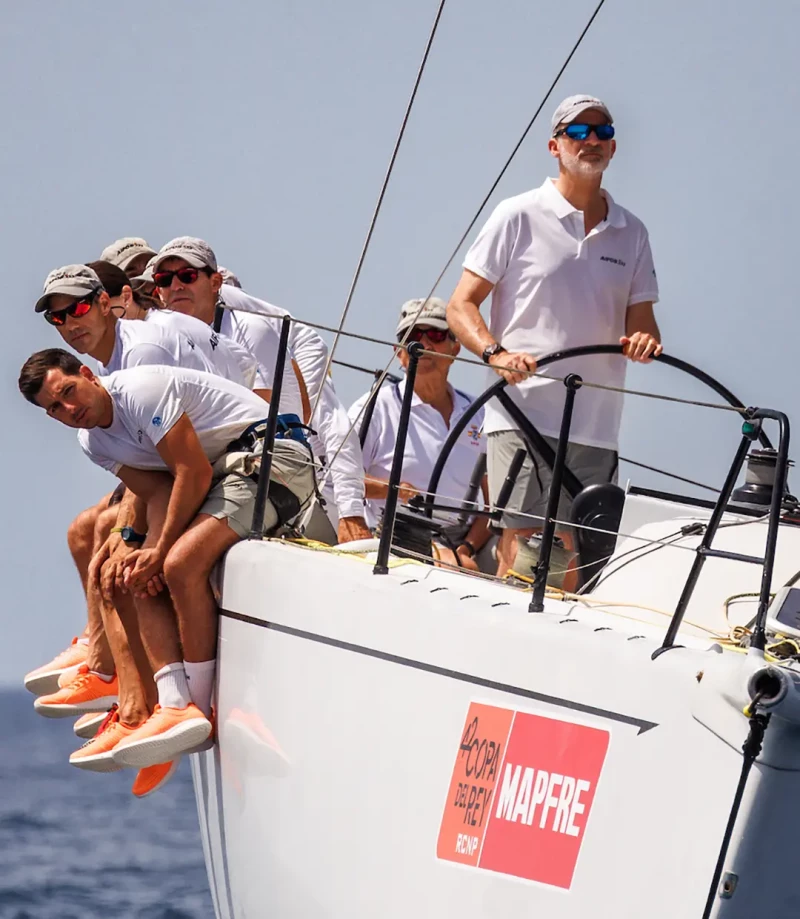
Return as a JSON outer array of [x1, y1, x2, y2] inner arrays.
[[620, 333, 662, 363], [488, 351, 537, 385]]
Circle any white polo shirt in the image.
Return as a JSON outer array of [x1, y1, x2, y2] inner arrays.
[[349, 380, 486, 529], [79, 365, 269, 475], [463, 178, 659, 449]]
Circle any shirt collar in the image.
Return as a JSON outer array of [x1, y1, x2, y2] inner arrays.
[[397, 376, 461, 412], [540, 177, 627, 229]]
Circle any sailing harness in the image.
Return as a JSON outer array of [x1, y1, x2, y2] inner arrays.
[[223, 414, 318, 529]]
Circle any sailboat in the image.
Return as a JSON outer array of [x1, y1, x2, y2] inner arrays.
[[189, 4, 800, 917]]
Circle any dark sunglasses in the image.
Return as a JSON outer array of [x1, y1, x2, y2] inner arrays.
[[405, 327, 454, 344], [152, 267, 206, 288], [44, 296, 95, 327], [554, 123, 615, 142]]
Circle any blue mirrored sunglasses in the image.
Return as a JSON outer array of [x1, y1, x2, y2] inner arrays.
[[554, 123, 615, 142]]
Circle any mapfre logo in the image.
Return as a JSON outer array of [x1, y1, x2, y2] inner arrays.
[[437, 702, 609, 889]]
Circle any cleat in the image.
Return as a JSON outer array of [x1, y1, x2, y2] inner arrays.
[[24, 637, 88, 696], [132, 758, 181, 798], [68, 709, 136, 772], [33, 665, 118, 719], [74, 708, 115, 739], [112, 704, 212, 768]]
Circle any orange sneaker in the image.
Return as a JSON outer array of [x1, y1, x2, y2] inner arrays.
[[74, 708, 115, 739], [69, 709, 136, 772], [34, 665, 118, 719], [131, 758, 181, 798], [112, 704, 212, 768], [24, 637, 88, 696], [57, 664, 83, 689]]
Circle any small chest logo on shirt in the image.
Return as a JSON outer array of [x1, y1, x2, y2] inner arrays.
[[599, 255, 626, 267], [210, 332, 219, 351], [467, 424, 483, 446], [151, 416, 162, 427], [137, 429, 143, 443], [187, 338, 196, 350]]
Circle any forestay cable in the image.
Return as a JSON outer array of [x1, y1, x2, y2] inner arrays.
[[310, 0, 449, 423]]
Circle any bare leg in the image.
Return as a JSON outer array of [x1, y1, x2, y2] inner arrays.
[[106, 589, 155, 724], [67, 505, 100, 596], [84, 506, 119, 674], [163, 515, 240, 663], [496, 527, 535, 578]]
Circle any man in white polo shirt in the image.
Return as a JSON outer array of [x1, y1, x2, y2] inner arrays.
[[349, 298, 490, 571], [18, 351, 315, 767], [447, 94, 661, 577]]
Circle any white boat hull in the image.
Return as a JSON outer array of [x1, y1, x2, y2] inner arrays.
[[194, 512, 800, 918]]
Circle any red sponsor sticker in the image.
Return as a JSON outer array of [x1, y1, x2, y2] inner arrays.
[[437, 702, 609, 889]]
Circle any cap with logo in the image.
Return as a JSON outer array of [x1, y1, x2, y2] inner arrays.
[[550, 94, 613, 134], [396, 297, 449, 337], [99, 237, 157, 272], [152, 237, 218, 273], [35, 265, 104, 313], [219, 266, 242, 289]]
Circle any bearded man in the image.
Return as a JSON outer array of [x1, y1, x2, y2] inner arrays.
[[446, 95, 662, 577]]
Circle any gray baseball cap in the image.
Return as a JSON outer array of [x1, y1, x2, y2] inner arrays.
[[396, 297, 449, 337], [35, 264, 104, 313], [100, 237, 157, 271], [550, 94, 613, 134], [152, 236, 218, 273], [219, 266, 242, 289]]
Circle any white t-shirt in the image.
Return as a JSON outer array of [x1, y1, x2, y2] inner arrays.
[[463, 178, 659, 449], [78, 365, 269, 475], [349, 380, 486, 529], [216, 289, 304, 419], [219, 286, 329, 404], [96, 314, 252, 389], [144, 309, 259, 388]]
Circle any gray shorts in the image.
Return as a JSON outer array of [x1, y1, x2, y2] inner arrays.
[[200, 439, 317, 539], [487, 430, 618, 530]]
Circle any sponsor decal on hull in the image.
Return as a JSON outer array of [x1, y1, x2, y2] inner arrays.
[[437, 701, 609, 889]]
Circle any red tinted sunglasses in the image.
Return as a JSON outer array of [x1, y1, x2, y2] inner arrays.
[[153, 267, 205, 288], [44, 296, 94, 327], [405, 327, 454, 344]]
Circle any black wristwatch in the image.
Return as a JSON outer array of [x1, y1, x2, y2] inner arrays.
[[481, 343, 507, 364], [112, 526, 146, 546], [458, 540, 476, 558]]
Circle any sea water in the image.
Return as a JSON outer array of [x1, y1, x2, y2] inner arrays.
[[0, 689, 213, 918]]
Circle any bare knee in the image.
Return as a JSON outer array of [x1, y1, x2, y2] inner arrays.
[[93, 505, 119, 546], [163, 544, 206, 597], [67, 507, 100, 559]]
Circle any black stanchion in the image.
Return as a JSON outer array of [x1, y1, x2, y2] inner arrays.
[[373, 342, 423, 574], [249, 315, 291, 539], [529, 374, 582, 613]]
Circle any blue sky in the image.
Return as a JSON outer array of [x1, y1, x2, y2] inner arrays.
[[2, 0, 797, 683]]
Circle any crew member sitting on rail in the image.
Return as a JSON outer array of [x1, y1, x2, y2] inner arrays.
[[19, 351, 316, 768], [348, 298, 491, 572], [155, 239, 371, 545], [447, 94, 662, 581]]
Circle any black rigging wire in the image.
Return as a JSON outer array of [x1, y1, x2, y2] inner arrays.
[[311, 0, 449, 422]]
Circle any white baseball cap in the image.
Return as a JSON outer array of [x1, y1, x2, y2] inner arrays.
[[396, 297, 449, 338], [100, 237, 157, 271], [152, 237, 218, 273], [219, 266, 242, 288], [35, 264, 104, 313], [550, 94, 613, 134]]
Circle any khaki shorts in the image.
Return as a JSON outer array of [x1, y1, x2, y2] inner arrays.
[[200, 439, 317, 539], [487, 430, 618, 530]]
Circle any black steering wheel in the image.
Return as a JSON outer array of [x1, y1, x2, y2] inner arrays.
[[423, 343, 773, 518]]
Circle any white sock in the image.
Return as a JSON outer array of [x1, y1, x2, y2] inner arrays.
[[77, 637, 90, 646], [154, 663, 191, 710], [183, 660, 217, 718], [90, 670, 114, 683]]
